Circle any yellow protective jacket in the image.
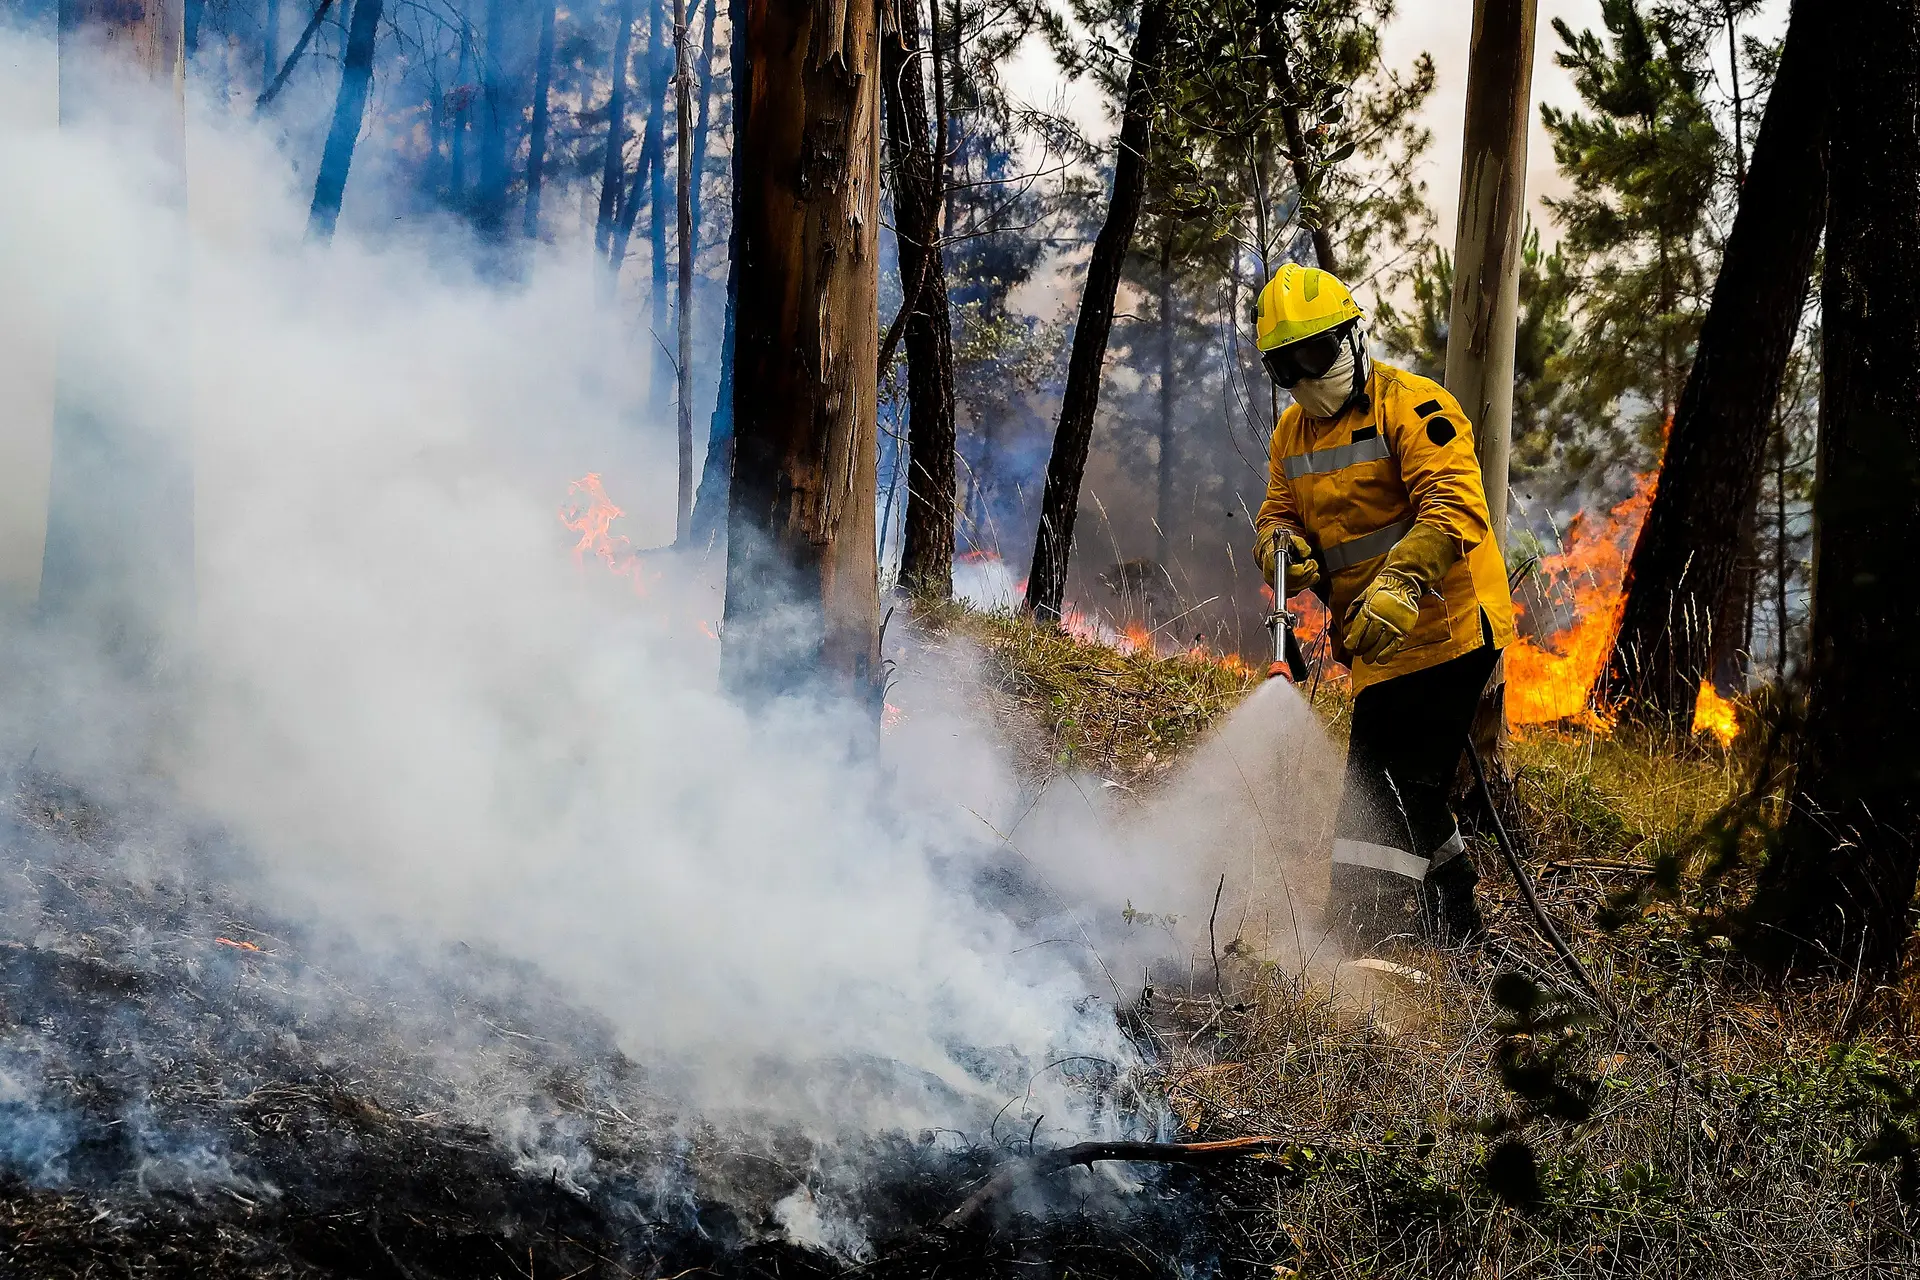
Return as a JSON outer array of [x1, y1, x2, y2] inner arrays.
[[1256, 362, 1515, 692]]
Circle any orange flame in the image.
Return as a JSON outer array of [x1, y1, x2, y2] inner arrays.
[[1505, 474, 1655, 732], [560, 473, 656, 596], [1505, 472, 1736, 743], [1691, 681, 1739, 747]]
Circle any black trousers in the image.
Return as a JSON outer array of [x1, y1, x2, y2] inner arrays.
[[1327, 631, 1498, 941]]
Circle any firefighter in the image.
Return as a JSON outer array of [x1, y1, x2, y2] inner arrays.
[[1250, 263, 1516, 949]]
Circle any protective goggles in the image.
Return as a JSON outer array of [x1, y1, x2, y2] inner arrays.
[[1261, 322, 1354, 388]]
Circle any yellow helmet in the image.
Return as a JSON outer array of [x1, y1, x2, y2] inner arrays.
[[1255, 262, 1364, 351]]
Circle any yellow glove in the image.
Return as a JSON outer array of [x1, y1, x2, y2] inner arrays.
[[1341, 523, 1458, 664], [1254, 528, 1322, 595]]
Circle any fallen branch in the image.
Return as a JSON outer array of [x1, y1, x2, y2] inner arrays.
[[940, 1136, 1285, 1230]]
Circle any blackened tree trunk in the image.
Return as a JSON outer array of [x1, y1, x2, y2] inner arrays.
[[307, 0, 382, 239], [673, 0, 693, 542], [1154, 230, 1175, 571], [594, 0, 636, 255], [1023, 0, 1169, 621], [1252, 0, 1335, 273], [687, 0, 740, 549], [1605, 0, 1829, 727], [522, 0, 556, 237], [47, 0, 192, 671], [1748, 0, 1920, 979], [721, 0, 882, 700], [474, 0, 512, 237], [883, 0, 957, 599]]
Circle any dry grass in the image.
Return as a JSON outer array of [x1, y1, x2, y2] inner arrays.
[[940, 605, 1920, 1277], [913, 600, 1261, 786]]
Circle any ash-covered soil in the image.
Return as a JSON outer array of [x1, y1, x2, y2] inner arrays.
[[0, 777, 1265, 1278]]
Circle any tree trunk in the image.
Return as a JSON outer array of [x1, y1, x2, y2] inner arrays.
[[1710, 504, 1757, 692], [647, 0, 673, 411], [1771, 408, 1791, 678], [474, 0, 511, 237], [687, 0, 715, 241], [720, 0, 882, 701], [1445, 0, 1535, 767], [1251, 0, 1335, 274], [594, 0, 635, 255], [1605, 0, 1829, 728], [1445, 0, 1535, 556], [673, 0, 693, 542], [264, 0, 280, 88], [522, 0, 556, 237], [884, 0, 957, 599], [1155, 230, 1175, 572], [1748, 0, 1920, 980], [46, 0, 192, 671], [689, 218, 737, 547], [307, 0, 382, 239], [687, 0, 740, 549], [1022, 0, 1169, 622], [608, 124, 655, 276], [448, 29, 472, 206]]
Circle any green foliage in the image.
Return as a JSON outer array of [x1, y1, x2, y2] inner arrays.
[[1541, 0, 1723, 467], [1374, 222, 1580, 492], [1474, 973, 1600, 1210]]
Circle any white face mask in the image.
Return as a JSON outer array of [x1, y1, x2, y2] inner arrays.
[[1290, 328, 1367, 419]]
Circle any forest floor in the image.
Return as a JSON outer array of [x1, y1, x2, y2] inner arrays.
[[3, 605, 1918, 1277]]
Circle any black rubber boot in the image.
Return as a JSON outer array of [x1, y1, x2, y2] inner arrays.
[[1326, 863, 1424, 953], [1420, 854, 1485, 946]]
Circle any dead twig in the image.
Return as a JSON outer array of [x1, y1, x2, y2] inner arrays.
[[940, 1136, 1286, 1230]]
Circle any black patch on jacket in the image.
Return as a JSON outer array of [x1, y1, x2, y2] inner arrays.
[[1351, 425, 1379, 442], [1414, 398, 1444, 418], [1426, 416, 1457, 446]]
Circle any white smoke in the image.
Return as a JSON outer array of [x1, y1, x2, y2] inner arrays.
[[0, 25, 1336, 1171]]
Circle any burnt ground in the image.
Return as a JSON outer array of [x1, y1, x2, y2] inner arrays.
[[0, 777, 1276, 1279]]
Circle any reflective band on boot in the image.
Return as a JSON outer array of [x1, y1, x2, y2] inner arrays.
[[1427, 826, 1466, 870], [1331, 838, 1428, 882], [1320, 518, 1416, 572]]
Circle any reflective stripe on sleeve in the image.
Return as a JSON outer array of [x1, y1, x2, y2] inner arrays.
[[1331, 838, 1429, 882], [1427, 826, 1466, 869], [1281, 434, 1392, 479], [1320, 518, 1415, 572]]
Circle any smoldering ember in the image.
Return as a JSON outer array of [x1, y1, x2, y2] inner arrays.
[[3, 0, 1920, 1275]]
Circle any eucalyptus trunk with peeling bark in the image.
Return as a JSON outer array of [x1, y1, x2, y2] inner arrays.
[[46, 0, 193, 672], [1605, 0, 1830, 730], [1445, 0, 1535, 765], [721, 0, 882, 702], [1747, 0, 1920, 980], [1023, 0, 1169, 622], [883, 0, 956, 599]]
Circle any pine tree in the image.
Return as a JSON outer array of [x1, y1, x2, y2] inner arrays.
[[1541, 0, 1720, 468]]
